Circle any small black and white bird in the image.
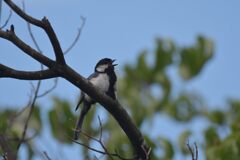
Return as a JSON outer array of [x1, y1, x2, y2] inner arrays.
[[74, 58, 117, 140]]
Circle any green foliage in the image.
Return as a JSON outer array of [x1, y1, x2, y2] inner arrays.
[[179, 36, 214, 80], [158, 137, 174, 160], [2, 35, 240, 160], [48, 97, 76, 143], [178, 130, 192, 155], [0, 105, 42, 159]]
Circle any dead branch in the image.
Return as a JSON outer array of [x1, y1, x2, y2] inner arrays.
[[0, 64, 57, 80], [0, 134, 17, 160], [0, 28, 55, 67], [0, 0, 150, 159], [37, 78, 58, 98], [4, 0, 65, 64], [23, 1, 58, 99], [187, 140, 198, 160], [43, 151, 52, 160], [64, 16, 86, 55], [73, 116, 137, 160], [0, 9, 12, 29], [17, 79, 41, 150]]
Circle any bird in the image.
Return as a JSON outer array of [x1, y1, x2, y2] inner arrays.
[[74, 58, 117, 140]]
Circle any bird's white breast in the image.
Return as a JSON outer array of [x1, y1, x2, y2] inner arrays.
[[85, 73, 110, 101], [90, 73, 110, 92]]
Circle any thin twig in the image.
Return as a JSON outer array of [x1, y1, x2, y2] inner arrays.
[[73, 139, 107, 155], [194, 142, 198, 160], [97, 116, 114, 160], [4, 0, 66, 65], [64, 16, 86, 55], [0, 0, 2, 24], [1, 0, 150, 158], [22, 1, 42, 53], [23, 1, 59, 99], [187, 140, 198, 160], [0, 9, 12, 29], [43, 151, 52, 160], [17, 80, 41, 150], [72, 117, 137, 160], [98, 116, 103, 141], [37, 78, 58, 98]]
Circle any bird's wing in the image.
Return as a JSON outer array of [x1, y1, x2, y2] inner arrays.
[[75, 72, 99, 111], [87, 72, 99, 80]]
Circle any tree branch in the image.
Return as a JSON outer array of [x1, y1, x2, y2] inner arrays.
[[4, 0, 66, 65], [0, 28, 55, 68], [0, 1, 150, 159], [0, 134, 17, 160], [59, 65, 150, 159], [0, 9, 12, 29], [64, 16, 86, 55], [17, 80, 40, 150], [187, 140, 198, 160], [73, 117, 136, 160], [0, 64, 57, 80]]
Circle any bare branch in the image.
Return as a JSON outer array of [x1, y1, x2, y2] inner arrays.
[[22, 1, 42, 55], [0, 0, 3, 24], [43, 151, 52, 160], [64, 16, 86, 55], [22, 0, 58, 98], [17, 79, 41, 150], [0, 64, 57, 80], [37, 78, 58, 98], [72, 139, 135, 160], [194, 142, 198, 160], [73, 139, 107, 155], [62, 65, 150, 159], [4, 0, 66, 64], [1, 1, 150, 158], [4, 0, 43, 27], [0, 29, 55, 67], [0, 134, 17, 160], [0, 9, 12, 29], [187, 140, 198, 160], [98, 116, 103, 141], [73, 117, 137, 160]]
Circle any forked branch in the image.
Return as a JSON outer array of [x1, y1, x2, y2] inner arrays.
[[187, 140, 198, 160], [4, 0, 65, 65], [0, 0, 150, 159]]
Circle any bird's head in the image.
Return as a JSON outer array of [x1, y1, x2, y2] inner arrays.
[[95, 58, 117, 73]]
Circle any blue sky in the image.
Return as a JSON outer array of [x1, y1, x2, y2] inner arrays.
[[1, 0, 240, 159], [1, 0, 239, 108]]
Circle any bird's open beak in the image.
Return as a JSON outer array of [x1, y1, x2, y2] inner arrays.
[[111, 59, 118, 66]]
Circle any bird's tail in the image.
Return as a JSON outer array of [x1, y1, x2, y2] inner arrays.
[[74, 102, 91, 140]]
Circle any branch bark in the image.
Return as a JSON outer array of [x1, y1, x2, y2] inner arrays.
[[0, 28, 55, 68], [0, 0, 150, 159], [0, 134, 17, 160], [0, 64, 57, 80], [4, 0, 66, 65]]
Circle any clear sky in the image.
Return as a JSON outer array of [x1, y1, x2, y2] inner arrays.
[[0, 0, 240, 159]]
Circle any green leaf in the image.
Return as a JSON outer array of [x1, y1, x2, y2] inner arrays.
[[179, 36, 214, 80], [178, 130, 192, 155], [154, 39, 175, 71], [48, 97, 75, 143], [205, 126, 220, 147], [158, 137, 174, 160], [208, 110, 225, 125]]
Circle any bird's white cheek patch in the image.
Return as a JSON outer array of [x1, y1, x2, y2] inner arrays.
[[96, 64, 108, 72]]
